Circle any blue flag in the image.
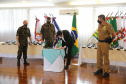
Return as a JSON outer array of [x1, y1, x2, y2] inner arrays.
[[52, 17, 61, 47]]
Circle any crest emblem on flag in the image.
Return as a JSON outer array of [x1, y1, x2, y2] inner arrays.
[[35, 33, 41, 41], [117, 30, 124, 40], [35, 17, 42, 41]]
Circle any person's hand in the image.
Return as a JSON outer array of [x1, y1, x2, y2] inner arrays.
[[56, 45, 58, 48], [59, 47, 66, 49], [58, 48, 61, 50], [41, 40, 43, 44], [31, 43, 33, 46], [17, 42, 20, 46]]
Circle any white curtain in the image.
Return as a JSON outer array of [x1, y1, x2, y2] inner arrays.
[[0, 9, 28, 42], [0, 7, 126, 47], [28, 8, 94, 47]]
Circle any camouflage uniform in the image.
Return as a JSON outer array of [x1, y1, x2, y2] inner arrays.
[[16, 26, 31, 59], [97, 21, 115, 73], [40, 23, 55, 48]]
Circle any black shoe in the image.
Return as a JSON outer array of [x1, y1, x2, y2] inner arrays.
[[24, 62, 30, 65], [17, 61, 20, 66], [65, 65, 69, 69], [94, 69, 103, 75], [103, 72, 109, 78], [24, 59, 30, 65]]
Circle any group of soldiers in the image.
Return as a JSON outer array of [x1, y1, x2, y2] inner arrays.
[[16, 17, 74, 69], [16, 17, 56, 66], [16, 14, 116, 77]]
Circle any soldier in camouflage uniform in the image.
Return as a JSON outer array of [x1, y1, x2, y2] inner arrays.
[[16, 20, 32, 66], [40, 17, 56, 48], [94, 14, 116, 78]]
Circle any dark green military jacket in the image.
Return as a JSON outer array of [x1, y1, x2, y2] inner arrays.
[[40, 23, 55, 43], [16, 26, 31, 46]]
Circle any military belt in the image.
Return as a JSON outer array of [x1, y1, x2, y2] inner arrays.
[[98, 39, 106, 42]]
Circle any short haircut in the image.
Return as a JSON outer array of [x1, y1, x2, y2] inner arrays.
[[23, 20, 27, 23], [47, 17, 51, 20], [98, 14, 105, 21], [57, 31, 62, 36]]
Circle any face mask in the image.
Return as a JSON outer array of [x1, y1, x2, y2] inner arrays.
[[97, 20, 101, 24], [24, 24, 27, 27], [47, 21, 50, 24]]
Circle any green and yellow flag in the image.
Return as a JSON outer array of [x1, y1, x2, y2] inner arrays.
[[71, 12, 79, 57], [108, 17, 118, 47], [57, 40, 62, 47], [93, 29, 98, 39]]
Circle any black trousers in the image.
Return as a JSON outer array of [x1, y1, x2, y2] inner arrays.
[[17, 45, 28, 59], [64, 46, 73, 66]]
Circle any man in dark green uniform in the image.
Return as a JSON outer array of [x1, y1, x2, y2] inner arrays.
[[40, 17, 56, 48], [16, 20, 32, 66]]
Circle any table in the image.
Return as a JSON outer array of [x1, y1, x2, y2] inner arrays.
[[78, 47, 126, 67], [0, 42, 43, 58], [42, 49, 65, 72]]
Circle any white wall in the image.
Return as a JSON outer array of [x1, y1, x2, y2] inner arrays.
[[0, 6, 126, 47]]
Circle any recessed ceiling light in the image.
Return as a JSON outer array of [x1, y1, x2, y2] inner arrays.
[[22, 0, 26, 3]]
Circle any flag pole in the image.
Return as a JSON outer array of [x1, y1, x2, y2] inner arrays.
[[35, 15, 37, 18], [44, 13, 47, 17], [85, 28, 98, 45], [110, 12, 113, 16], [120, 12, 123, 16], [93, 39, 97, 44], [35, 16, 37, 42], [110, 12, 113, 19], [51, 14, 53, 17], [106, 13, 110, 18], [113, 12, 118, 20], [49, 13, 51, 16], [106, 13, 111, 21], [85, 35, 93, 45]]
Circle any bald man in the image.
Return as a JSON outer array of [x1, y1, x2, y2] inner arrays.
[[16, 20, 32, 66]]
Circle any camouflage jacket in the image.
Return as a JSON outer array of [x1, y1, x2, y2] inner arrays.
[[16, 26, 31, 46], [40, 23, 55, 42]]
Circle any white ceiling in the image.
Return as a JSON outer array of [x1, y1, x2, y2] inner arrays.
[[0, 0, 77, 4], [0, 0, 126, 8]]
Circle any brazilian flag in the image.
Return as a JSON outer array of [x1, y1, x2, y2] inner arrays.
[[71, 12, 79, 57], [57, 40, 62, 47]]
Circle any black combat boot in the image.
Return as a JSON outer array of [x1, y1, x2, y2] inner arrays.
[[103, 72, 109, 78], [94, 69, 103, 75], [24, 59, 30, 65], [17, 59, 20, 66]]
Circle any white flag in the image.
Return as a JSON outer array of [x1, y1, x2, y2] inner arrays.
[[123, 15, 126, 47], [35, 18, 42, 41], [117, 16, 123, 46]]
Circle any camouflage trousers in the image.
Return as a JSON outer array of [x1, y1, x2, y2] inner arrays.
[[97, 42, 110, 73], [44, 40, 53, 48], [17, 45, 28, 59]]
